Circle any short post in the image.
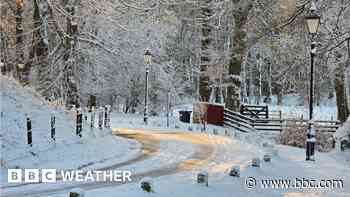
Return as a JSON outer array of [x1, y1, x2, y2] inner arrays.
[[104, 105, 108, 128], [140, 177, 153, 192], [104, 105, 111, 128], [90, 106, 95, 128], [51, 114, 56, 141], [252, 157, 260, 167], [76, 109, 82, 137], [263, 154, 271, 162], [98, 107, 103, 130], [26, 116, 32, 146], [197, 171, 208, 186], [69, 188, 84, 197], [229, 165, 240, 177]]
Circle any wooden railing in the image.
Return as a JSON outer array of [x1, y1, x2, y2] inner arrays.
[[224, 108, 341, 132], [240, 105, 269, 119]]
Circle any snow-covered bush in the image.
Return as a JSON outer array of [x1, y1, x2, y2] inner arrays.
[[335, 117, 350, 140], [279, 124, 335, 152]]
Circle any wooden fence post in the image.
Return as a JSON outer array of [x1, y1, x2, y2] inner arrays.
[[76, 109, 82, 137], [51, 114, 55, 141], [27, 116, 32, 146]]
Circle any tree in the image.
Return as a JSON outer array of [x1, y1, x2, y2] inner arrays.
[[31, 0, 50, 98], [335, 61, 349, 122], [225, 0, 253, 111], [15, 0, 27, 84]]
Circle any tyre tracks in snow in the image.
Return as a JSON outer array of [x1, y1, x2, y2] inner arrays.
[[1, 128, 226, 197]]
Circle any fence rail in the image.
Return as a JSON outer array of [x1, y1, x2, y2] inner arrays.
[[224, 108, 341, 133]]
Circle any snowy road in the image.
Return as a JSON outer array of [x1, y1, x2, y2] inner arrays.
[[1, 128, 243, 197]]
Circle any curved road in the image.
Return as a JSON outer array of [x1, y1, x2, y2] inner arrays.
[[1, 128, 234, 197]]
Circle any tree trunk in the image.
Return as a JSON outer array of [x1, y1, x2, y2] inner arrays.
[[199, 0, 212, 102], [346, 61, 350, 113], [15, 0, 27, 84], [225, 0, 253, 111], [335, 63, 349, 122], [32, 0, 50, 98], [64, 1, 79, 108]]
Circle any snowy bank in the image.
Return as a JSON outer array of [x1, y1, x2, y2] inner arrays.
[[0, 76, 140, 184]]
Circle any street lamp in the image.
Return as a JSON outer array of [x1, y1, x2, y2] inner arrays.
[[305, 1, 320, 161], [144, 49, 152, 125], [305, 2, 321, 35]]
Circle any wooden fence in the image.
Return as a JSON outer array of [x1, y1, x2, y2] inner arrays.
[[224, 108, 341, 133]]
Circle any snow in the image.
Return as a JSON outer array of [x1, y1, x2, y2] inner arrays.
[[246, 94, 337, 121], [0, 76, 140, 184], [43, 130, 350, 197], [335, 117, 350, 140], [1, 77, 349, 197]]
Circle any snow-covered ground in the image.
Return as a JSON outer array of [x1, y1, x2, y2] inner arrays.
[[246, 95, 337, 120], [1, 76, 349, 197], [40, 128, 350, 197], [41, 111, 349, 197], [0, 77, 140, 184]]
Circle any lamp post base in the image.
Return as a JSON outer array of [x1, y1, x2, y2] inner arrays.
[[144, 116, 148, 125], [306, 141, 315, 161]]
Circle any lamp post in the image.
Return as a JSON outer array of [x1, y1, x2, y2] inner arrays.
[[305, 1, 320, 161], [166, 90, 170, 128], [144, 49, 152, 125]]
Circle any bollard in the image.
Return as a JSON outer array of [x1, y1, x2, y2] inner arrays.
[[140, 177, 153, 192], [197, 171, 208, 186], [90, 106, 95, 128], [51, 114, 56, 141], [26, 116, 32, 146], [252, 157, 260, 167], [76, 109, 83, 137], [263, 154, 271, 162], [229, 165, 240, 177], [69, 188, 85, 197], [98, 107, 103, 130]]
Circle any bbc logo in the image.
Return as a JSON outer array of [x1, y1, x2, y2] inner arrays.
[[8, 169, 56, 183]]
